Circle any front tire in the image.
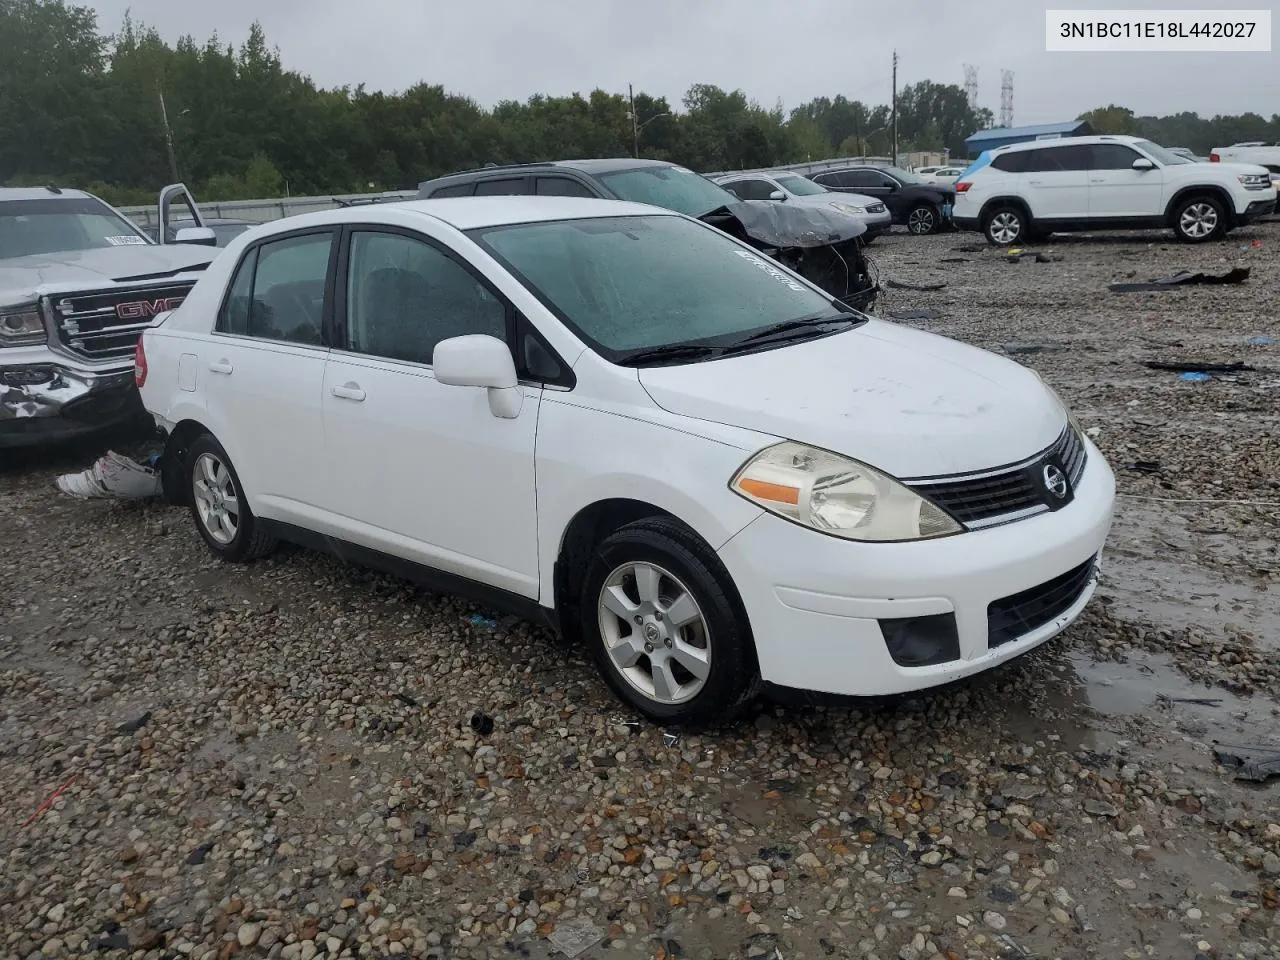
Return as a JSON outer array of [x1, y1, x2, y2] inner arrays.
[[983, 205, 1026, 245], [186, 434, 277, 562], [1173, 195, 1226, 242], [579, 518, 759, 727], [906, 204, 939, 235]]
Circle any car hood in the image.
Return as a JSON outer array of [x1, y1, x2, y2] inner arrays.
[[788, 193, 886, 211], [1209, 160, 1274, 177], [637, 318, 1067, 478], [711, 200, 867, 245], [0, 245, 215, 305]]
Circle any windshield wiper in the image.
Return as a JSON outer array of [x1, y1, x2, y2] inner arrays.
[[617, 343, 723, 366], [724, 314, 859, 351]]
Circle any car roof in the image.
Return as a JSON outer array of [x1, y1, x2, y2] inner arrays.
[[716, 171, 785, 181], [424, 157, 683, 187], [993, 134, 1143, 154], [245, 196, 677, 235], [0, 187, 99, 202]]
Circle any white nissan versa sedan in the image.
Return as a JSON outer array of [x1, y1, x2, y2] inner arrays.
[[136, 196, 1116, 726]]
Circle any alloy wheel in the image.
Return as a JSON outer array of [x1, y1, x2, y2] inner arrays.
[[1179, 202, 1218, 239], [908, 207, 937, 234], [192, 452, 240, 545], [596, 560, 711, 705], [989, 212, 1021, 244]]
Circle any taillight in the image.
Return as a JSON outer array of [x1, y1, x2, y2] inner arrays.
[[134, 336, 148, 388], [954, 182, 972, 193], [1209, 152, 1220, 162]]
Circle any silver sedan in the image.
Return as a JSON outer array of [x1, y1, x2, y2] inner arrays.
[[714, 171, 894, 242]]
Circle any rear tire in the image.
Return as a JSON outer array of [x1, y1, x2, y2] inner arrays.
[[579, 517, 759, 728], [906, 205, 939, 235], [1173, 195, 1226, 242], [186, 434, 277, 562], [983, 205, 1027, 245]]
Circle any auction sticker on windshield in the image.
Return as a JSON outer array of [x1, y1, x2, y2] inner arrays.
[[105, 235, 148, 245], [733, 250, 807, 293]]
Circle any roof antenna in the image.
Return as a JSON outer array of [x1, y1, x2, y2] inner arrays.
[[46, 184, 63, 194]]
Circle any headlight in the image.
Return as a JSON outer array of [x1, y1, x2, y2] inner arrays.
[[730, 441, 962, 542], [1239, 173, 1270, 187], [0, 304, 45, 346], [830, 201, 867, 215]]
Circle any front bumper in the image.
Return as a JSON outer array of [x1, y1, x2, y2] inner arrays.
[[1239, 197, 1277, 222], [717, 438, 1116, 697], [0, 359, 145, 448]]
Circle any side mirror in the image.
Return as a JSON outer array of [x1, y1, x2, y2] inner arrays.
[[1132, 158, 1155, 171], [433, 334, 523, 419], [174, 226, 217, 246], [768, 190, 786, 201]]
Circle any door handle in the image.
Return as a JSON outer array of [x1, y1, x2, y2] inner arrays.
[[1090, 178, 1105, 183], [331, 382, 366, 401], [209, 359, 233, 374], [1027, 179, 1043, 185]]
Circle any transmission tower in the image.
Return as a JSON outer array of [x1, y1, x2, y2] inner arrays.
[[999, 70, 1014, 127], [962, 65, 978, 111]]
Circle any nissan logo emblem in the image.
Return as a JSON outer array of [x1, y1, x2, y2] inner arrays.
[[1043, 464, 1069, 499]]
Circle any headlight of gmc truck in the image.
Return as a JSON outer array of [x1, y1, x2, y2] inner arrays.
[[0, 304, 45, 346], [730, 441, 962, 542]]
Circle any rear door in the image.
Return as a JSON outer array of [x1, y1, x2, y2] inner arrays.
[[202, 228, 336, 520], [1019, 145, 1090, 220], [1085, 143, 1166, 218]]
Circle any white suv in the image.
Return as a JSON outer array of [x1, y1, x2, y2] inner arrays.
[[136, 196, 1114, 726], [953, 135, 1276, 245]]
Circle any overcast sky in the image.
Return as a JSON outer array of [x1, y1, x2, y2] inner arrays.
[[86, 0, 1276, 123]]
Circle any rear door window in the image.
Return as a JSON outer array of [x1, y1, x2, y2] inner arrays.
[[474, 178, 531, 196], [219, 232, 335, 346], [536, 177, 596, 197]]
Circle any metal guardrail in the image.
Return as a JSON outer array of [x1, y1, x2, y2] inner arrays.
[[119, 191, 418, 227]]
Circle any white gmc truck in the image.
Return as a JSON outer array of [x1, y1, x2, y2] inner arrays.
[[1, 184, 220, 449]]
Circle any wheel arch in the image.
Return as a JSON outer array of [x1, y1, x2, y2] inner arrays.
[[160, 417, 214, 505], [1165, 184, 1235, 227], [978, 196, 1032, 224]]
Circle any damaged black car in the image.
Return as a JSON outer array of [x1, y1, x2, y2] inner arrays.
[[417, 159, 878, 311]]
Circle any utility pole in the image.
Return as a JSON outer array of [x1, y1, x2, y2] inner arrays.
[[890, 50, 899, 166], [159, 89, 180, 182], [629, 83, 639, 159]]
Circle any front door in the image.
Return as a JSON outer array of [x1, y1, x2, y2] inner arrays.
[[1085, 143, 1166, 218], [319, 226, 542, 598]]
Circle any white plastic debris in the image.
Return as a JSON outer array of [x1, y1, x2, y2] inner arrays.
[[56, 451, 163, 501], [545, 917, 604, 957]]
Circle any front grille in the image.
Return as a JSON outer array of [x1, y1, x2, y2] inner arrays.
[[906, 426, 1087, 529], [988, 556, 1098, 648], [49, 282, 196, 361]]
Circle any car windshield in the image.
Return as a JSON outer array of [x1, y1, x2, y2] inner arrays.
[[775, 175, 828, 196], [470, 214, 848, 361], [882, 166, 926, 184], [595, 165, 739, 218], [1136, 140, 1192, 165], [0, 196, 151, 259]]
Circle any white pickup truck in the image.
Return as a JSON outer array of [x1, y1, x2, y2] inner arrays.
[[1210, 142, 1280, 178], [2, 184, 219, 449]]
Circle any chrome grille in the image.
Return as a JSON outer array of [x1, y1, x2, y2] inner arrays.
[[906, 426, 1087, 529], [49, 282, 196, 361]]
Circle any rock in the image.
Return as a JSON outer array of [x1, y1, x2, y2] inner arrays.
[[238, 922, 262, 947], [46, 904, 65, 925], [1083, 799, 1120, 818], [747, 864, 772, 881], [947, 887, 967, 899], [983, 911, 1007, 931]]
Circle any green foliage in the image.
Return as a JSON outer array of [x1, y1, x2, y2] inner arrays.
[[1077, 104, 1140, 136], [4, 1, 1278, 203]]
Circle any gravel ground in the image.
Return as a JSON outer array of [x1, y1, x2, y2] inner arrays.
[[3, 220, 1279, 960]]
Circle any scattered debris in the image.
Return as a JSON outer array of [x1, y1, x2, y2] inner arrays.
[[22, 774, 78, 828], [1180, 373, 1212, 382], [116, 711, 152, 734], [951, 243, 988, 253], [1006, 250, 1055, 263], [886, 278, 946, 292], [939, 257, 971, 263], [1247, 337, 1273, 345], [1145, 361, 1254, 374], [469, 711, 494, 736], [1001, 342, 1067, 355], [1124, 461, 1161, 474], [467, 614, 498, 629], [1109, 266, 1250, 292], [1213, 744, 1280, 783], [545, 916, 605, 957], [185, 841, 215, 865], [56, 451, 163, 500], [1156, 693, 1223, 707], [888, 308, 944, 320], [393, 692, 419, 708], [662, 731, 680, 747]]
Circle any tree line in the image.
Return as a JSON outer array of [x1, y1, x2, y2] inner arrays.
[[2, 0, 1277, 206]]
